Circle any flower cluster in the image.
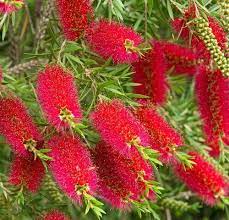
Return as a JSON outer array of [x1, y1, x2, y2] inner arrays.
[[9, 155, 45, 192], [132, 41, 168, 105], [157, 41, 198, 76], [55, 0, 93, 41], [173, 152, 228, 205], [36, 65, 82, 131], [92, 141, 154, 208], [195, 66, 229, 156], [90, 100, 150, 155], [170, 4, 229, 158], [86, 20, 143, 64], [134, 103, 184, 164], [48, 134, 97, 204], [0, 97, 43, 157]]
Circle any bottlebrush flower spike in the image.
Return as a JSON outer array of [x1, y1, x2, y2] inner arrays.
[[195, 66, 229, 157], [9, 156, 45, 192], [174, 151, 229, 205], [132, 41, 168, 105], [158, 41, 198, 76], [92, 141, 155, 208], [36, 65, 82, 131], [48, 134, 97, 204], [55, 0, 93, 41], [134, 103, 184, 164], [90, 100, 150, 156], [0, 0, 24, 14], [42, 210, 70, 220], [208, 17, 227, 51], [85, 20, 143, 64], [0, 97, 43, 157]]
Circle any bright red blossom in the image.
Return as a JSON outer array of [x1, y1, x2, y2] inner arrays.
[[42, 210, 70, 220], [55, 0, 93, 41], [0, 0, 23, 14], [134, 104, 184, 164], [86, 20, 143, 64], [92, 142, 154, 208], [132, 41, 168, 105], [208, 17, 227, 51], [48, 134, 97, 204], [9, 156, 45, 192], [90, 100, 150, 156], [158, 41, 198, 76], [36, 65, 82, 131], [174, 152, 229, 205], [195, 66, 229, 157], [0, 97, 43, 157]]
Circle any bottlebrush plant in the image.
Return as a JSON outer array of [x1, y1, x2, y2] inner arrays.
[[0, 1, 228, 220]]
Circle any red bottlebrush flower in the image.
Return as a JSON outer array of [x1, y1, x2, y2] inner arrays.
[[0, 0, 23, 14], [132, 41, 168, 105], [158, 41, 198, 76], [55, 0, 93, 41], [0, 97, 43, 157], [171, 18, 190, 40], [42, 210, 70, 220], [174, 151, 229, 205], [195, 66, 229, 157], [134, 104, 184, 164], [36, 65, 82, 131], [92, 142, 154, 208], [85, 20, 143, 64], [48, 134, 97, 204], [90, 100, 150, 156], [9, 156, 45, 192], [208, 17, 227, 51]]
